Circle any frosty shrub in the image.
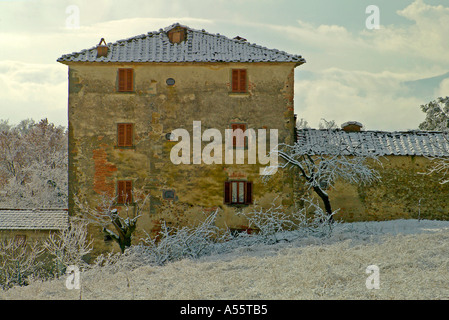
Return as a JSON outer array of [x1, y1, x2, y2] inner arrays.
[[43, 218, 93, 275], [0, 239, 45, 290], [134, 209, 233, 266], [237, 197, 340, 244]]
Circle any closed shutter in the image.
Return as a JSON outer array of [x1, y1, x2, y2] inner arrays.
[[231, 69, 247, 93], [125, 123, 133, 146], [224, 181, 231, 204], [117, 180, 132, 204], [117, 123, 133, 147], [125, 69, 133, 91], [239, 69, 247, 93], [118, 68, 133, 92], [232, 123, 247, 147], [118, 124, 125, 146], [117, 180, 125, 204], [245, 181, 253, 204]]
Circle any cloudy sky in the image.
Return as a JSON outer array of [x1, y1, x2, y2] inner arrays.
[[1, 0, 448, 131]]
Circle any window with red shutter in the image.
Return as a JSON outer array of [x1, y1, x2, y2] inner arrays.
[[117, 180, 133, 204], [118, 68, 134, 92], [231, 123, 247, 148], [231, 69, 247, 93], [224, 181, 252, 205], [117, 123, 133, 147]]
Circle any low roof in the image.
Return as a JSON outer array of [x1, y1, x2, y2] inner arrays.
[[296, 129, 449, 157], [0, 209, 69, 230], [57, 23, 306, 65]]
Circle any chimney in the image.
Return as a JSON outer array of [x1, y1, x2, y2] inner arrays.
[[341, 121, 363, 132], [96, 38, 108, 57]]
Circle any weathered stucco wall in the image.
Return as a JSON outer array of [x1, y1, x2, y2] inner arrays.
[[303, 156, 449, 222], [67, 62, 297, 250]]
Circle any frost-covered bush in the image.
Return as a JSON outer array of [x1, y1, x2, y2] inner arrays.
[[131, 209, 233, 266], [0, 239, 46, 290], [43, 218, 93, 275], [237, 197, 340, 243], [91, 200, 342, 271]]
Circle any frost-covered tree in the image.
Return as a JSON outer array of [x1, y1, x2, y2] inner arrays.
[[74, 191, 149, 253], [0, 239, 45, 289], [418, 97, 449, 184], [44, 218, 93, 274], [0, 119, 68, 208], [270, 127, 381, 219], [418, 96, 449, 131]]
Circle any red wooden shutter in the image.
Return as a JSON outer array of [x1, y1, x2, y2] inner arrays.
[[118, 69, 126, 92], [245, 181, 253, 204], [125, 180, 132, 203], [231, 69, 247, 93], [118, 68, 133, 92], [224, 181, 231, 204], [125, 123, 133, 146], [232, 69, 239, 92], [232, 123, 246, 147], [117, 123, 133, 147], [126, 69, 133, 91], [118, 124, 125, 146], [117, 180, 132, 204], [117, 180, 125, 203], [239, 69, 246, 93]]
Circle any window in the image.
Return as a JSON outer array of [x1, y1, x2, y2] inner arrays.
[[117, 180, 133, 204], [231, 123, 247, 148], [231, 69, 247, 93], [224, 181, 252, 205], [167, 27, 186, 44], [163, 189, 175, 200], [117, 123, 133, 147], [118, 68, 134, 92]]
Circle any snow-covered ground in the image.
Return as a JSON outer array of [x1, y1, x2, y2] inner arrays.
[[1, 219, 449, 300]]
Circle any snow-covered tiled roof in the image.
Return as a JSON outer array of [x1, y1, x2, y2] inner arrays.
[[0, 209, 69, 230], [57, 23, 306, 64], [297, 129, 449, 157]]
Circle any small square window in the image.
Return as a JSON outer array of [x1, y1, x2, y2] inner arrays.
[[163, 189, 175, 200]]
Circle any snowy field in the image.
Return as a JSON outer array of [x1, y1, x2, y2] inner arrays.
[[1, 219, 449, 300]]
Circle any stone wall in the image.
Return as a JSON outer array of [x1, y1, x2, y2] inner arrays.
[[303, 156, 449, 221]]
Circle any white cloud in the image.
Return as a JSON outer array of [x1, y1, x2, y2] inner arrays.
[[436, 78, 449, 98], [0, 61, 68, 126], [294, 69, 427, 131]]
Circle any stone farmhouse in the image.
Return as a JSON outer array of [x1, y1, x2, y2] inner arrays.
[[297, 122, 449, 222], [57, 23, 306, 248]]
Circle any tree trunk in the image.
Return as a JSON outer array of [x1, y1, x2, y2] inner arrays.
[[312, 186, 334, 223]]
